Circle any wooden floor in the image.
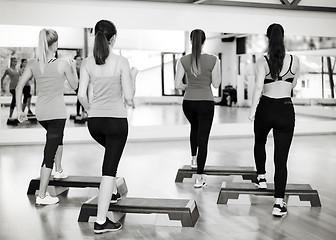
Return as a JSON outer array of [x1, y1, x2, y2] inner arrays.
[[0, 133, 335, 240]]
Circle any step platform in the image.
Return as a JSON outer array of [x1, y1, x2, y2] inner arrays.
[[6, 118, 19, 126], [27, 115, 37, 124], [175, 165, 257, 183], [70, 114, 87, 124], [27, 176, 127, 196], [217, 182, 321, 207], [78, 196, 199, 227], [74, 116, 87, 124]]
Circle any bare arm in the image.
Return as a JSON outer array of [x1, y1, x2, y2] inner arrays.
[[211, 57, 221, 89], [174, 60, 187, 91], [1, 69, 8, 92], [291, 56, 300, 89], [61, 59, 78, 90], [77, 59, 91, 111], [248, 58, 266, 121], [121, 58, 135, 107], [16, 64, 33, 122]]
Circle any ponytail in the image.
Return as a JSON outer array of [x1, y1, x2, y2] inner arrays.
[[93, 31, 110, 65], [266, 23, 285, 79], [37, 29, 48, 72], [190, 29, 206, 76], [37, 29, 58, 72], [93, 20, 117, 65]]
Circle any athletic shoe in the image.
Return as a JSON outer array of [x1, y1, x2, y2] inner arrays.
[[94, 218, 122, 234], [53, 170, 68, 180], [28, 110, 34, 116], [111, 192, 122, 203], [194, 175, 206, 188], [191, 158, 197, 169], [75, 115, 82, 121], [255, 178, 267, 189], [272, 202, 287, 217], [36, 192, 59, 205]]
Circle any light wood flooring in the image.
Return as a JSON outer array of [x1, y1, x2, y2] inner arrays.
[[0, 134, 335, 240]]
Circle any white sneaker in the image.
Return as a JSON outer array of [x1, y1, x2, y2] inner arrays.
[[194, 175, 206, 188], [36, 193, 59, 205], [255, 178, 267, 189], [53, 170, 68, 180], [191, 158, 197, 169]]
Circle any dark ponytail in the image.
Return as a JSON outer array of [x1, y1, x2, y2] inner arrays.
[[93, 20, 117, 65], [266, 23, 285, 79], [190, 29, 206, 76]]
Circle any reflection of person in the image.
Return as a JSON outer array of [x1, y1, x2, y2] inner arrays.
[[16, 29, 78, 205], [248, 23, 300, 217], [73, 55, 86, 120], [175, 29, 221, 188], [19, 59, 34, 115], [78, 20, 135, 234], [1, 57, 19, 119]]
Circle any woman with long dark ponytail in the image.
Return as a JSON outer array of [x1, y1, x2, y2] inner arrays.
[[248, 23, 300, 217], [78, 20, 135, 234], [175, 29, 221, 188]]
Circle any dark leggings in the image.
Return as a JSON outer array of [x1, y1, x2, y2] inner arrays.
[[88, 117, 128, 177], [9, 89, 16, 110], [75, 88, 84, 115], [254, 95, 295, 198], [39, 119, 66, 169], [23, 85, 32, 104], [183, 100, 214, 174]]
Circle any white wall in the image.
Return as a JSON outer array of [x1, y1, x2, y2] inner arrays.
[[0, 0, 335, 37], [0, 25, 84, 48]]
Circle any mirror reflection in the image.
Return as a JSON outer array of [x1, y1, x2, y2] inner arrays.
[[0, 25, 335, 130]]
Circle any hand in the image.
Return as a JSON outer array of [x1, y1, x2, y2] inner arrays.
[[68, 59, 76, 66], [68, 59, 77, 72], [17, 111, 28, 123], [248, 112, 255, 122], [125, 99, 135, 108]]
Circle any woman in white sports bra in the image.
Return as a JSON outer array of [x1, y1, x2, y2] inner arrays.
[[248, 23, 300, 217]]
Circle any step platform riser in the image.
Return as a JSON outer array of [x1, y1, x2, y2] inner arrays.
[[217, 182, 321, 207], [175, 165, 257, 183]]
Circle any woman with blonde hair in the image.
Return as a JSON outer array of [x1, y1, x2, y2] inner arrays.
[[16, 28, 78, 205]]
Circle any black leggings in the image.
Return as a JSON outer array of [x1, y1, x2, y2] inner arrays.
[[75, 88, 84, 115], [88, 117, 128, 177], [9, 89, 16, 110], [39, 119, 66, 169], [183, 100, 214, 174], [23, 85, 32, 104], [254, 95, 295, 198]]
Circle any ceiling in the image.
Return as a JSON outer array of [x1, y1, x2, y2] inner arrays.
[[117, 0, 336, 12]]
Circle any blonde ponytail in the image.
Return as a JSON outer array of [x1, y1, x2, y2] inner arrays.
[[37, 29, 48, 72], [37, 29, 58, 73]]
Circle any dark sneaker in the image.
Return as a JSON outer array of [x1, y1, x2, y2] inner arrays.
[[28, 110, 34, 116], [94, 218, 122, 234], [255, 178, 267, 189], [111, 192, 121, 203], [272, 202, 287, 217]]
